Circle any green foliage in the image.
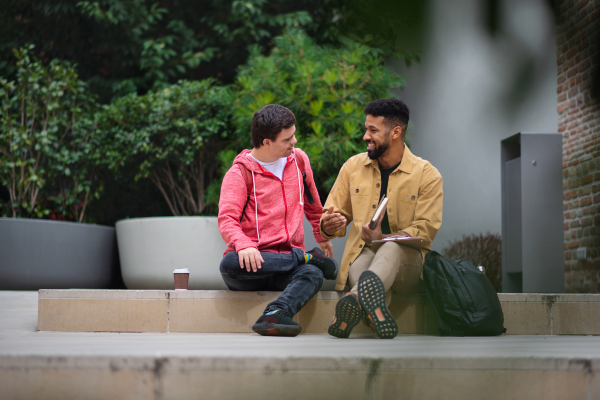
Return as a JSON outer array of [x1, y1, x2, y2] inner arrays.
[[0, 45, 99, 221], [93, 80, 233, 216], [0, 0, 318, 103], [1, 0, 422, 103], [234, 30, 404, 195], [303, 0, 426, 66]]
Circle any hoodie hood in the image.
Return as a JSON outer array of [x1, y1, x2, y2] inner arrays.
[[232, 149, 297, 173]]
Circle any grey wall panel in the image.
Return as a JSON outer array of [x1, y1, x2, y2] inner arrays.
[[500, 133, 564, 293], [505, 158, 523, 274], [520, 134, 565, 292], [389, 0, 557, 253]]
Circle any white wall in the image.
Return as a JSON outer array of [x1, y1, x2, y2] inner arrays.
[[390, 0, 558, 251]]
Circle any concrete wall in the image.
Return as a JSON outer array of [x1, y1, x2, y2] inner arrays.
[[389, 0, 558, 252]]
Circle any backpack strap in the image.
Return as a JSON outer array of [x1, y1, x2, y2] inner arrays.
[[238, 164, 253, 223], [295, 153, 315, 205]]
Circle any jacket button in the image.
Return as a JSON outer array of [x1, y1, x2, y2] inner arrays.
[[376, 183, 380, 188], [355, 188, 359, 193], [411, 195, 415, 200], [373, 204, 376, 208], [359, 244, 363, 248]]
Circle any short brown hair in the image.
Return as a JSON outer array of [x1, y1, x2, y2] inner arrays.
[[251, 104, 296, 148]]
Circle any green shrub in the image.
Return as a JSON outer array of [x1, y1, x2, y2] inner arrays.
[[0, 45, 98, 221], [234, 30, 404, 196], [93, 79, 234, 216], [441, 233, 503, 292]]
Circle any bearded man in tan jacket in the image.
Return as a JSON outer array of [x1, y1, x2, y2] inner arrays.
[[320, 98, 443, 339]]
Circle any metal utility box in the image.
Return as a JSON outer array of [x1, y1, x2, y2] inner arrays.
[[501, 132, 564, 293]]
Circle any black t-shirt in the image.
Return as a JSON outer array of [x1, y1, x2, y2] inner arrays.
[[378, 162, 401, 234]]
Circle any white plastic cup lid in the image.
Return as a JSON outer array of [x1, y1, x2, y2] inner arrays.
[[173, 268, 190, 274]]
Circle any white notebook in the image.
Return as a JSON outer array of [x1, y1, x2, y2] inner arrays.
[[372, 236, 422, 250]]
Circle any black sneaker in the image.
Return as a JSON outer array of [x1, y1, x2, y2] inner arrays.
[[357, 270, 398, 339], [251, 310, 302, 337], [306, 247, 338, 280], [328, 292, 362, 338]]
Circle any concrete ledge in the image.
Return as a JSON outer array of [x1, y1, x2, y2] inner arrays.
[[38, 290, 600, 335], [2, 352, 599, 400]]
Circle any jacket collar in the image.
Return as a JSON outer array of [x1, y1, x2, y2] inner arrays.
[[363, 144, 414, 174]]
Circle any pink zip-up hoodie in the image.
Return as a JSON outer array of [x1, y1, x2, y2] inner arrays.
[[218, 148, 327, 255]]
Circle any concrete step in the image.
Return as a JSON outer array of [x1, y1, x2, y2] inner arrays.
[[3, 292, 600, 400], [38, 290, 600, 335], [3, 337, 600, 400]]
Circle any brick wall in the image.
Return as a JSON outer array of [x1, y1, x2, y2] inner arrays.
[[558, 0, 600, 292]]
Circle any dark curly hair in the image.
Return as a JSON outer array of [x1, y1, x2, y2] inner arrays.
[[364, 98, 409, 131], [251, 104, 296, 148]]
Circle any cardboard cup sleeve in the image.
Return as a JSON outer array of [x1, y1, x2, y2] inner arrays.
[[173, 268, 190, 290]]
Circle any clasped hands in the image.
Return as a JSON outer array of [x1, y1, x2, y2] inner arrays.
[[321, 204, 382, 245], [322, 204, 409, 246]]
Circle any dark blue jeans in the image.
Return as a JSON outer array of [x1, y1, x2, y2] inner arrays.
[[219, 247, 323, 317]]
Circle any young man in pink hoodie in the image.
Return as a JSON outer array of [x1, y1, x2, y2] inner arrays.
[[218, 104, 338, 336]]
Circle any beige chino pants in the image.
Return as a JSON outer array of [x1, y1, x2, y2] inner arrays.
[[348, 241, 424, 306]]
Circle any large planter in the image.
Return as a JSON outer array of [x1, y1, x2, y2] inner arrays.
[[0, 218, 119, 290], [117, 217, 228, 290], [117, 217, 348, 291]]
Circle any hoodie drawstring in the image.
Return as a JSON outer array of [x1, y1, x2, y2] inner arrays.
[[251, 169, 261, 244], [294, 158, 304, 206], [244, 153, 304, 245]]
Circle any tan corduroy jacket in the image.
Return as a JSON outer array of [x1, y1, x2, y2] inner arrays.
[[319, 146, 443, 290]]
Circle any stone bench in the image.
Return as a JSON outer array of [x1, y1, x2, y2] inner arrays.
[[37, 290, 600, 335]]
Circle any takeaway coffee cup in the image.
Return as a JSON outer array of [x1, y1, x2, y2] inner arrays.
[[173, 268, 190, 290]]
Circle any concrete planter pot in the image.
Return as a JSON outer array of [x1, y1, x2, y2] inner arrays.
[[0, 218, 118, 290], [116, 217, 228, 290], [116, 217, 348, 291]]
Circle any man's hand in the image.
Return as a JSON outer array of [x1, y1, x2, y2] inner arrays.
[[318, 240, 333, 258], [321, 205, 347, 236], [238, 247, 264, 272], [361, 212, 384, 245]]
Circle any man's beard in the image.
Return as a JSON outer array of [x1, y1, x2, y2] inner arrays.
[[367, 130, 391, 160]]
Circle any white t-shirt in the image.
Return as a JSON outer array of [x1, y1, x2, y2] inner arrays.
[[251, 156, 287, 181]]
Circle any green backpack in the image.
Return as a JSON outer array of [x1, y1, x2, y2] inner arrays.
[[424, 251, 506, 336]]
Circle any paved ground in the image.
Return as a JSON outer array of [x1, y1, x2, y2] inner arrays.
[[2, 290, 600, 363]]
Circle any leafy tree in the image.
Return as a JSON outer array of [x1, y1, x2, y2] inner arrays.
[[0, 46, 99, 221], [234, 30, 404, 199], [0, 0, 423, 103], [0, 0, 312, 103], [92, 79, 233, 216]]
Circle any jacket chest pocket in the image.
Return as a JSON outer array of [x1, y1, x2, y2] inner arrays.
[[394, 192, 417, 227], [350, 184, 371, 222]]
